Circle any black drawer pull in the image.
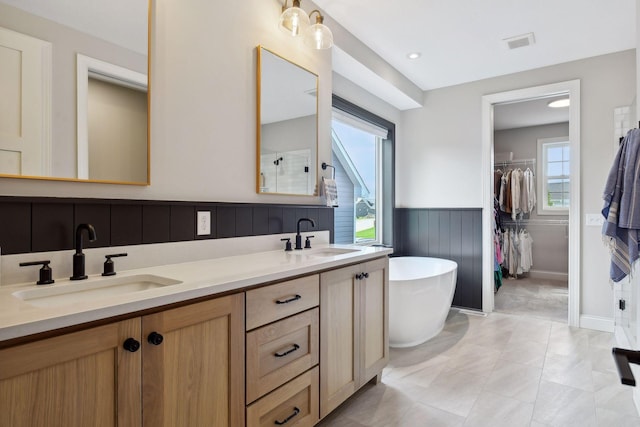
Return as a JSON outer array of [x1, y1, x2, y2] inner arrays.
[[275, 294, 301, 304], [274, 407, 300, 425], [274, 344, 300, 358]]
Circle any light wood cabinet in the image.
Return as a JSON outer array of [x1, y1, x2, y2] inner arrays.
[[142, 293, 245, 427], [0, 318, 142, 427], [0, 255, 389, 427], [319, 257, 389, 418], [246, 308, 319, 403], [245, 275, 321, 426], [0, 293, 245, 427], [247, 367, 319, 427]]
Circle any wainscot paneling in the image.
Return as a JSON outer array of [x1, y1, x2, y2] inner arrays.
[[394, 208, 483, 310], [0, 197, 334, 255]]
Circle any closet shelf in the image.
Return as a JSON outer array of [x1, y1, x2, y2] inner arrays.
[[494, 158, 536, 168]]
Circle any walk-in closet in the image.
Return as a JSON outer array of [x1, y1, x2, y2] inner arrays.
[[492, 95, 570, 322]]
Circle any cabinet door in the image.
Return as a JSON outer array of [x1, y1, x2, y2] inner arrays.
[[142, 293, 245, 427], [319, 263, 361, 418], [360, 257, 389, 384], [0, 318, 141, 427]]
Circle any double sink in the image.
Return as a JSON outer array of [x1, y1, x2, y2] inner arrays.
[[12, 247, 361, 309]]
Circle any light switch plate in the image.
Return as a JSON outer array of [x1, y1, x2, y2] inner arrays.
[[585, 213, 604, 227], [197, 211, 211, 235]]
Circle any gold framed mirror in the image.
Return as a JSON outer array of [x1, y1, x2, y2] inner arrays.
[[256, 46, 318, 196], [0, 0, 150, 185]]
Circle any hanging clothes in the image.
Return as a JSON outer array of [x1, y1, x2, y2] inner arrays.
[[510, 168, 523, 220], [498, 226, 534, 278], [518, 229, 533, 273], [503, 170, 513, 213], [494, 170, 503, 198], [523, 168, 536, 214]]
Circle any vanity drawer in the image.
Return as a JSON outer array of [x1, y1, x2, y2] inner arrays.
[[246, 366, 319, 427], [246, 275, 319, 330], [247, 308, 319, 403]]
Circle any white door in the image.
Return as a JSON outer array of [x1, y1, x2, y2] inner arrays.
[[0, 27, 51, 176]]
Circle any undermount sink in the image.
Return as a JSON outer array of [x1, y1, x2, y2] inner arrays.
[[13, 274, 183, 308], [291, 247, 361, 257]]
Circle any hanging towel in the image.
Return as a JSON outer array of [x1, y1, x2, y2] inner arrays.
[[602, 128, 640, 282], [322, 177, 339, 207]]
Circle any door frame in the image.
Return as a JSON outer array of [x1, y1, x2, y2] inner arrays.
[[481, 80, 581, 327]]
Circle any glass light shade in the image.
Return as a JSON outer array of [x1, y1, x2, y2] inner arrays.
[[279, 6, 310, 37], [304, 23, 333, 49]]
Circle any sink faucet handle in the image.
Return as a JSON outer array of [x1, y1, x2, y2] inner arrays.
[[102, 253, 128, 276], [304, 235, 315, 249], [280, 238, 292, 252], [19, 260, 55, 285]]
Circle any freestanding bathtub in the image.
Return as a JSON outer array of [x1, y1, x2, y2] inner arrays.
[[389, 257, 458, 348]]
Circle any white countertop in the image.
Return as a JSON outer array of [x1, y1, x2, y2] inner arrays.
[[0, 244, 392, 342]]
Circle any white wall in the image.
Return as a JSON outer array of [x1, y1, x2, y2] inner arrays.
[[400, 49, 636, 319], [0, 0, 332, 204], [88, 78, 148, 183]]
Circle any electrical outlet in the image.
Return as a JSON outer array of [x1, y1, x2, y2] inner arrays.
[[585, 213, 604, 227], [197, 211, 211, 236]]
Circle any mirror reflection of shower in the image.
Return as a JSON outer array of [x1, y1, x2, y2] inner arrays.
[[259, 149, 311, 194]]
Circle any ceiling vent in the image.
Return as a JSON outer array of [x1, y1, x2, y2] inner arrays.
[[503, 32, 535, 50]]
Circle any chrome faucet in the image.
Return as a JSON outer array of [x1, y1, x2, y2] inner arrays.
[[295, 218, 315, 250], [70, 223, 97, 280]]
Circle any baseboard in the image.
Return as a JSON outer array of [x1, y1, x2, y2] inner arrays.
[[528, 269, 568, 281], [580, 315, 614, 332]]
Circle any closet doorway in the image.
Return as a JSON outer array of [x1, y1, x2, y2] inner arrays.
[[481, 80, 581, 327]]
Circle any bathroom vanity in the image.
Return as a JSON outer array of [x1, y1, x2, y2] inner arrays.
[[0, 245, 390, 427]]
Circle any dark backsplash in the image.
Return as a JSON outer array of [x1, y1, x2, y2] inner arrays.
[[394, 208, 483, 310], [0, 196, 334, 255]]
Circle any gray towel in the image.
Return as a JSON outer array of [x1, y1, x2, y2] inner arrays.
[[322, 177, 338, 207], [602, 129, 640, 282]]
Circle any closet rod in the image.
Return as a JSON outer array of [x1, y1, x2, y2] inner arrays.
[[502, 219, 568, 226]]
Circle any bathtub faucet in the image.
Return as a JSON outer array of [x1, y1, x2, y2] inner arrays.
[[295, 218, 315, 250]]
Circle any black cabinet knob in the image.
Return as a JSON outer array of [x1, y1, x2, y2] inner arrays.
[[123, 338, 141, 352], [148, 332, 164, 345], [363, 272, 369, 279]]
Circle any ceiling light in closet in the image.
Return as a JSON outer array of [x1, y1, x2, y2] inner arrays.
[[548, 98, 570, 108], [407, 52, 421, 60]]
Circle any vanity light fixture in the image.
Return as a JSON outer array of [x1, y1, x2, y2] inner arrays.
[[279, 0, 310, 37], [279, 0, 333, 49], [304, 10, 333, 49], [547, 98, 570, 108]]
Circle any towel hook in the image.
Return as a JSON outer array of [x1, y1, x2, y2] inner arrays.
[[322, 162, 335, 179]]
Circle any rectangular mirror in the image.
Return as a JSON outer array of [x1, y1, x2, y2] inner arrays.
[[257, 46, 318, 195], [0, 0, 149, 185]]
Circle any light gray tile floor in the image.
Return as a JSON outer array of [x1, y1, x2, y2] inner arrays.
[[494, 276, 568, 322], [316, 310, 640, 427]]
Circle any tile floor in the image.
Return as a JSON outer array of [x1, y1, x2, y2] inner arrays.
[[316, 309, 640, 426], [494, 276, 568, 323]]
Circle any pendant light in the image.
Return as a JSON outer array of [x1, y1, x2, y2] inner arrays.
[[304, 10, 333, 49], [279, 0, 310, 37]]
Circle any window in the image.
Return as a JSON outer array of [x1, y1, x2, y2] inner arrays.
[[537, 137, 570, 214], [330, 96, 394, 245]]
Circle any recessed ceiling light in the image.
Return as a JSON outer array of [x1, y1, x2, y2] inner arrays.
[[548, 98, 570, 108], [407, 52, 421, 60]]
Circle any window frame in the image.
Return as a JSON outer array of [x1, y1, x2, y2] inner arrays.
[[331, 95, 395, 246], [537, 136, 570, 215]]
